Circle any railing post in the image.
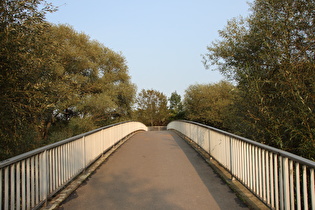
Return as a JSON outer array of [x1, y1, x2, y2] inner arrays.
[[283, 157, 290, 210], [230, 136, 235, 180], [295, 163, 301, 210], [43, 150, 49, 205], [82, 136, 86, 169], [303, 165, 308, 210], [45, 150, 50, 206], [209, 130, 212, 160]]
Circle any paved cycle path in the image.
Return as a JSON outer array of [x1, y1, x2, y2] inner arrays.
[[59, 131, 248, 210]]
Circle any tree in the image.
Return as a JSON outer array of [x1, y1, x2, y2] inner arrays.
[[203, 0, 315, 159], [0, 0, 56, 159], [135, 89, 169, 126], [43, 25, 136, 142], [168, 91, 184, 120], [184, 81, 235, 129], [0, 1, 136, 160]]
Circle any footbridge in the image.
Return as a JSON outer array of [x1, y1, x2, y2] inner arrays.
[[1, 121, 315, 210]]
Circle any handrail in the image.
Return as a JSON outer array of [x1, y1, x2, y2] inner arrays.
[[175, 120, 315, 168], [0, 121, 147, 210], [0, 121, 133, 168], [167, 120, 315, 210]]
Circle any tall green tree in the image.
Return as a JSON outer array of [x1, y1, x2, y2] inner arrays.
[[0, 1, 136, 160], [168, 91, 184, 120], [184, 81, 235, 129], [204, 0, 315, 158], [39, 24, 136, 142], [135, 89, 169, 126], [0, 0, 56, 158]]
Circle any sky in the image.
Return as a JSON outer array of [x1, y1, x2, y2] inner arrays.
[[45, 0, 253, 98]]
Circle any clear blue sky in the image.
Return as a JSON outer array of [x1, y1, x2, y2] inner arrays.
[[46, 0, 253, 98]]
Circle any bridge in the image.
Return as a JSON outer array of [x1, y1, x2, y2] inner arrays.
[[0, 121, 315, 209]]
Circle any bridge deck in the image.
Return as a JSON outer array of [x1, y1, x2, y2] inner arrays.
[[59, 131, 248, 209]]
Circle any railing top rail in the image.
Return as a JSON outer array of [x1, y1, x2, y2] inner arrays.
[[170, 120, 315, 168], [0, 121, 145, 168]]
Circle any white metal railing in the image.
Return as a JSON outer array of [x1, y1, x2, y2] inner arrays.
[[0, 121, 147, 210], [167, 120, 315, 210]]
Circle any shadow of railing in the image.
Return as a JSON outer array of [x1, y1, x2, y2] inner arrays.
[[167, 120, 315, 210]]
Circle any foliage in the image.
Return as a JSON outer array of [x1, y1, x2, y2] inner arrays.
[[0, 1, 136, 160], [135, 89, 169, 126], [0, 0, 56, 159], [168, 91, 185, 120], [203, 0, 315, 159], [183, 81, 235, 129]]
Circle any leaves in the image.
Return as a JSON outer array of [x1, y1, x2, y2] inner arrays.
[[184, 81, 235, 129], [203, 0, 315, 159], [0, 1, 136, 160], [135, 89, 169, 126]]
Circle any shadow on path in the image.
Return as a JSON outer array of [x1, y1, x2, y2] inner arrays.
[[161, 131, 248, 209]]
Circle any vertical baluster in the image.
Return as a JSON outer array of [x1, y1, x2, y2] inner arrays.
[[266, 151, 270, 205], [65, 144, 69, 181], [279, 157, 284, 210], [72, 142, 76, 178], [56, 148, 59, 190], [16, 162, 20, 210], [59, 146, 63, 186], [43, 151, 47, 203], [31, 157, 35, 207], [26, 159, 30, 210], [230, 137, 233, 176], [40, 152, 47, 201], [262, 150, 266, 202], [10, 164, 15, 210], [283, 157, 290, 210], [255, 147, 259, 194], [258, 148, 263, 199], [35, 156, 39, 204], [289, 160, 294, 210], [235, 139, 238, 178], [274, 155, 279, 210], [21, 160, 25, 210], [69, 143, 72, 180], [83, 136, 86, 169], [208, 130, 211, 157], [295, 163, 301, 210], [61, 145, 65, 184], [302, 165, 308, 210], [242, 142, 246, 185], [46, 150, 50, 199], [241, 139, 244, 181], [49, 150, 53, 194], [270, 153, 274, 209], [249, 145, 253, 191], [245, 143, 249, 187], [4, 167, 8, 210], [51, 149, 55, 192]]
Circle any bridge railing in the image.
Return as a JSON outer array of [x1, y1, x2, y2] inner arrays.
[[167, 120, 315, 210], [0, 121, 147, 210]]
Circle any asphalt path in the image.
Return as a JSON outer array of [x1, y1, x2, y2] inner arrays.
[[59, 131, 248, 210]]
